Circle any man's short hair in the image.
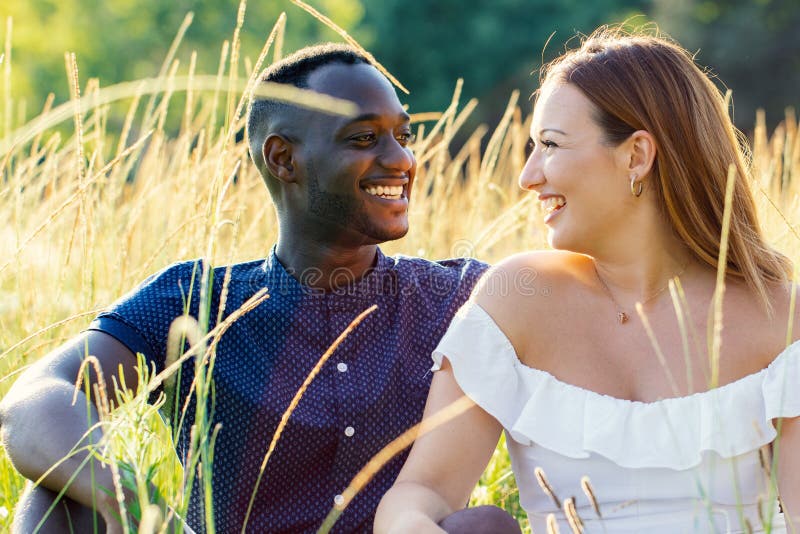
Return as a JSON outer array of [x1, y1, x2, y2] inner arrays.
[[246, 43, 371, 175]]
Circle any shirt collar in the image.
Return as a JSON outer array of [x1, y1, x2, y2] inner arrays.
[[259, 245, 394, 299]]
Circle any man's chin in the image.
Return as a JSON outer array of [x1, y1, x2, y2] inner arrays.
[[367, 223, 409, 244]]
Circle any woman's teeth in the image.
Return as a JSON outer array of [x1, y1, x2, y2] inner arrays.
[[364, 185, 404, 199], [542, 196, 566, 214]]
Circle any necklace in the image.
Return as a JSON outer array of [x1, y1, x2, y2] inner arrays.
[[593, 261, 689, 324]]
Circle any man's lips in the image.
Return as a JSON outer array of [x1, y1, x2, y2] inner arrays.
[[360, 177, 410, 201], [363, 184, 404, 199]]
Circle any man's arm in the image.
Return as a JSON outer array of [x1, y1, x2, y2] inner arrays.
[[0, 330, 139, 530]]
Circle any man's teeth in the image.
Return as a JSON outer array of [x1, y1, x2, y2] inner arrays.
[[542, 196, 566, 214], [364, 185, 404, 199]]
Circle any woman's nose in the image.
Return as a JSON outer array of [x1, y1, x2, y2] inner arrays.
[[518, 150, 544, 191]]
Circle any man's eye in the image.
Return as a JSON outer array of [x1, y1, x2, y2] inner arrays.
[[396, 132, 416, 146], [350, 133, 376, 144]]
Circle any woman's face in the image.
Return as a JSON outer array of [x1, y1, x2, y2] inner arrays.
[[520, 82, 632, 254]]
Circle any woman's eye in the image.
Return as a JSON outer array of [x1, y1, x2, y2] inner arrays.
[[525, 139, 534, 157], [525, 139, 557, 157], [541, 140, 558, 150]]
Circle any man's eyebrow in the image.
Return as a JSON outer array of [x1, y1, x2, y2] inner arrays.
[[344, 112, 411, 125]]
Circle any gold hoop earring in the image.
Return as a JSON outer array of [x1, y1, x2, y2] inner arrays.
[[630, 175, 643, 197]]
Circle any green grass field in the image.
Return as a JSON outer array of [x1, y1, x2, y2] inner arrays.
[[1, 9, 798, 534]]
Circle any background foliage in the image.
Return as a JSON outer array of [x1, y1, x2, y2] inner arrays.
[[1, 0, 798, 134], [0, 1, 799, 532]]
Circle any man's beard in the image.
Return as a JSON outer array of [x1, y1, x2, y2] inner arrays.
[[305, 159, 401, 242]]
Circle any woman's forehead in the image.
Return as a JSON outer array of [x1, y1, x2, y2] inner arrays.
[[531, 83, 595, 135]]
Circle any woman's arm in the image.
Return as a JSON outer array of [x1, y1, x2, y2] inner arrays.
[[377, 258, 543, 533], [776, 284, 800, 528], [374, 358, 503, 533], [777, 416, 800, 528]]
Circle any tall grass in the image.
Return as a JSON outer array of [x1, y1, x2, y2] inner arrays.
[[0, 6, 798, 534]]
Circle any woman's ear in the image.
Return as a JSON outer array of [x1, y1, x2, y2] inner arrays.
[[624, 130, 657, 178], [263, 134, 296, 184]]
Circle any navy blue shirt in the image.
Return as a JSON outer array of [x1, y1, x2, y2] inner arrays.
[[89, 247, 487, 533]]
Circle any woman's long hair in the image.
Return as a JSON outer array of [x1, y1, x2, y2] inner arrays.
[[542, 26, 792, 308]]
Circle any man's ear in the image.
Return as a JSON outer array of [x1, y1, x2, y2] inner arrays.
[[622, 130, 657, 178], [263, 134, 297, 183]]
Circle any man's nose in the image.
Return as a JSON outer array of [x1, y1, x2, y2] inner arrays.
[[379, 137, 415, 172]]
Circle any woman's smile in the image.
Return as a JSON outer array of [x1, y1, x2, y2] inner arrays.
[[539, 195, 566, 223]]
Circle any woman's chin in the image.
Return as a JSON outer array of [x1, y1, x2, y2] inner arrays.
[[546, 230, 586, 254], [546, 229, 569, 250]]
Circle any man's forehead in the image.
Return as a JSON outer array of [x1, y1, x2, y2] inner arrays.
[[306, 62, 401, 112]]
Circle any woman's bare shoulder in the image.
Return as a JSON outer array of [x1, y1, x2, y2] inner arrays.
[[767, 280, 800, 344], [729, 279, 800, 366], [472, 250, 587, 333]]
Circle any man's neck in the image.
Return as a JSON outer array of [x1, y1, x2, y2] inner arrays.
[[275, 237, 379, 291]]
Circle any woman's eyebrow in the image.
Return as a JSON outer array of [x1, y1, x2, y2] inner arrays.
[[538, 128, 567, 136]]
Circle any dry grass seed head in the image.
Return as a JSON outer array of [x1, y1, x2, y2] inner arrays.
[[580, 475, 602, 518], [563, 496, 584, 534], [546, 513, 561, 534], [534, 466, 561, 509]]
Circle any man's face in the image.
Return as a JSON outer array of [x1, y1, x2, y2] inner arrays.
[[293, 62, 417, 244]]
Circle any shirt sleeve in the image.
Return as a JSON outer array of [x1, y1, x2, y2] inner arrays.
[[86, 259, 206, 371], [434, 257, 490, 316], [403, 257, 489, 348]]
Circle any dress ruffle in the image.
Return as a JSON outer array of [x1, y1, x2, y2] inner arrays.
[[432, 301, 800, 471]]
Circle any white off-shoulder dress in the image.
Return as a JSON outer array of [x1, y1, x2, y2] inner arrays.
[[432, 301, 800, 533]]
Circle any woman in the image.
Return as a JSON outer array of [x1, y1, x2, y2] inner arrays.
[[375, 27, 800, 533]]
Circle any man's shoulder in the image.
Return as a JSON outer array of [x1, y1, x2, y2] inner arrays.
[[388, 254, 490, 280], [210, 258, 269, 281], [384, 255, 489, 311], [118, 257, 267, 305], [92, 257, 269, 359]]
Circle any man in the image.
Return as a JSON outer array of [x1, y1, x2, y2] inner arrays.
[[0, 44, 520, 533]]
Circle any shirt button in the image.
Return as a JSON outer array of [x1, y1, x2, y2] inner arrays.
[[344, 426, 355, 437], [337, 362, 348, 373], [334, 494, 345, 507]]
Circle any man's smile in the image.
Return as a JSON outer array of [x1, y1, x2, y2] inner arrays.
[[359, 176, 410, 203], [362, 184, 404, 200]]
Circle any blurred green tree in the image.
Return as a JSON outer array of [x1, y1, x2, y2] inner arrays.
[[361, 0, 648, 118], [0, 0, 367, 125], [653, 0, 800, 129], [1, 0, 798, 134]]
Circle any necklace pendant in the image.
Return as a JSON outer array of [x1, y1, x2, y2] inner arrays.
[[617, 312, 629, 324]]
